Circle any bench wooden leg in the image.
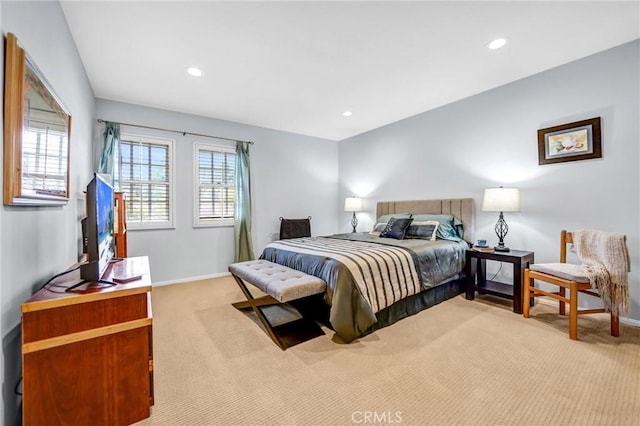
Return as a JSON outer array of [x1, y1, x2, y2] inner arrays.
[[231, 274, 324, 350], [232, 295, 280, 310], [232, 275, 287, 349]]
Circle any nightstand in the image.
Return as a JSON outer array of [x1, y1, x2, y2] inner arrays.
[[465, 249, 535, 314]]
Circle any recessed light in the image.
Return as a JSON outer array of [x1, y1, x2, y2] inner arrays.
[[343, 110, 353, 117], [186, 67, 203, 77], [488, 38, 507, 50]]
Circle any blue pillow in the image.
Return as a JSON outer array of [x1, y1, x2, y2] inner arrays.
[[380, 217, 414, 240], [411, 214, 463, 240]]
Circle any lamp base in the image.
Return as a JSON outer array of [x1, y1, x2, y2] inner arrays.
[[494, 211, 510, 252]]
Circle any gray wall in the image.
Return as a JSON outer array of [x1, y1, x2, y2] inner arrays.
[[96, 100, 339, 284], [1, 1, 96, 424], [339, 40, 640, 322]]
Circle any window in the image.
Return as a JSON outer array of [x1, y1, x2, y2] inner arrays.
[[22, 123, 68, 197], [117, 134, 174, 229], [193, 143, 236, 227]]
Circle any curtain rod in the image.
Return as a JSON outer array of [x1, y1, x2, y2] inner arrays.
[[96, 119, 254, 144]]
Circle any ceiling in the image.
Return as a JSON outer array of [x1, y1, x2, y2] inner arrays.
[[60, 1, 640, 141]]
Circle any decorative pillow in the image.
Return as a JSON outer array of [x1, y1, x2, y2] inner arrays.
[[368, 222, 388, 237], [373, 213, 411, 226], [411, 214, 463, 240], [405, 220, 439, 240], [411, 213, 455, 225], [380, 217, 413, 240], [370, 213, 412, 236]]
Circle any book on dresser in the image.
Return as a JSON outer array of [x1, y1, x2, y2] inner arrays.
[[472, 245, 495, 253]]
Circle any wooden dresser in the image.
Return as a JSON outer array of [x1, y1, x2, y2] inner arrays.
[[21, 256, 153, 425]]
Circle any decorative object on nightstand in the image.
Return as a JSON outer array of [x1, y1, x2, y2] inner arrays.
[[482, 186, 520, 252], [344, 196, 363, 233], [472, 239, 494, 252]]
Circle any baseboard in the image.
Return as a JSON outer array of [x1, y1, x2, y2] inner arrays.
[[622, 317, 640, 327], [536, 298, 640, 327], [153, 271, 231, 287]]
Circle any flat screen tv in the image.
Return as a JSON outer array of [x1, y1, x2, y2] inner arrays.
[[79, 173, 115, 283]]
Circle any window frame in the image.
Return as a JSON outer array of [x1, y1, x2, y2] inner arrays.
[[193, 142, 236, 228], [118, 133, 175, 230]]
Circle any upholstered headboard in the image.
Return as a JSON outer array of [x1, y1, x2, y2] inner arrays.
[[376, 198, 475, 243]]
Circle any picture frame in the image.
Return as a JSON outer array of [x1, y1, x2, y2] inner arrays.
[[4, 33, 72, 206], [537, 117, 601, 165]]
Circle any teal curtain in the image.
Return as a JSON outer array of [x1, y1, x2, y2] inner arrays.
[[234, 141, 255, 262], [98, 122, 120, 179]]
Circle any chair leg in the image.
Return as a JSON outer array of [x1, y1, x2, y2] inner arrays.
[[611, 313, 620, 337], [569, 283, 578, 340], [559, 287, 566, 316], [523, 269, 531, 318]]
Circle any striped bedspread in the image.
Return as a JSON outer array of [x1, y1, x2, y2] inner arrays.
[[265, 237, 421, 313]]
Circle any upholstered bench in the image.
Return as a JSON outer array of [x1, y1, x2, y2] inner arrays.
[[229, 260, 327, 349]]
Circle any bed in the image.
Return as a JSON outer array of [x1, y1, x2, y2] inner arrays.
[[261, 198, 475, 342]]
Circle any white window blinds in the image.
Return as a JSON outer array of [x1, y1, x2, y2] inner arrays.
[[21, 124, 68, 197], [119, 135, 174, 228], [194, 143, 235, 227]]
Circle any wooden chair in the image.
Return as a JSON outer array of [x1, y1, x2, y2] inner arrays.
[[523, 230, 620, 340]]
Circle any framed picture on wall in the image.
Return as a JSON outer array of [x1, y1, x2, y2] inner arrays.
[[537, 117, 602, 165]]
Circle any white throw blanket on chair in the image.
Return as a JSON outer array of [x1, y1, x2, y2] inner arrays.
[[574, 229, 629, 316]]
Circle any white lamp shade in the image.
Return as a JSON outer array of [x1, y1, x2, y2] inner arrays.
[[482, 187, 520, 212], [344, 197, 363, 212]]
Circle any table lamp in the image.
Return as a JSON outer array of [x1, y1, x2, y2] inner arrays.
[[344, 196, 363, 233], [481, 187, 520, 252]]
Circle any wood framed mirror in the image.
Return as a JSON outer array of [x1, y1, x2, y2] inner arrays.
[[4, 32, 71, 206]]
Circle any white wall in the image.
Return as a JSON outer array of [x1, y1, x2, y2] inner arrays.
[[96, 100, 339, 284], [1, 1, 96, 424], [338, 40, 640, 321]]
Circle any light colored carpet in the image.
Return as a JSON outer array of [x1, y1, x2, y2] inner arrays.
[[136, 276, 639, 426]]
